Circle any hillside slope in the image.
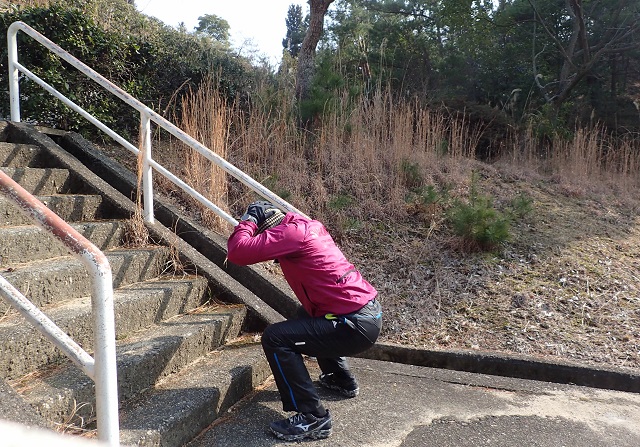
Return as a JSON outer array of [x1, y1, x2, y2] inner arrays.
[[346, 160, 640, 371], [98, 137, 639, 372]]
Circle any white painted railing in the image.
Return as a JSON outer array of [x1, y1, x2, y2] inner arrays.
[[7, 20, 308, 225], [0, 170, 119, 445], [5, 20, 310, 446]]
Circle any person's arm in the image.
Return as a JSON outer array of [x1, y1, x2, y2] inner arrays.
[[227, 219, 301, 265]]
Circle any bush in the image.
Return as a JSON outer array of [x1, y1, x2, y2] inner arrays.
[[406, 184, 449, 208], [447, 173, 511, 250], [0, 1, 254, 136], [506, 192, 533, 219], [0, 4, 135, 132]]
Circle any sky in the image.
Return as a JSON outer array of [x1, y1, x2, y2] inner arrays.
[[136, 0, 308, 64]]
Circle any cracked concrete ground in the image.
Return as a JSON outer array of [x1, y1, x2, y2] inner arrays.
[[186, 357, 640, 447]]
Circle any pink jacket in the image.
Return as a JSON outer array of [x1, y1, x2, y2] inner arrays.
[[227, 213, 377, 317]]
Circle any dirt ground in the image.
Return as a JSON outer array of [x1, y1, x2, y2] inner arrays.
[[342, 162, 640, 372]]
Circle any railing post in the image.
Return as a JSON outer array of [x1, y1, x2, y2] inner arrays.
[[89, 258, 120, 446], [140, 111, 154, 224], [7, 24, 21, 122]]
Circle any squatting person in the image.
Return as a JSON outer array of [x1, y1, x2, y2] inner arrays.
[[226, 201, 382, 441]]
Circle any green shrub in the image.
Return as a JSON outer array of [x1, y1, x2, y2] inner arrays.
[[448, 197, 511, 249], [447, 173, 510, 250], [0, 1, 254, 136], [341, 216, 362, 232], [406, 184, 450, 208], [507, 192, 534, 219], [0, 5, 134, 133], [329, 193, 354, 210], [298, 53, 354, 125], [401, 159, 423, 189], [261, 174, 292, 201]]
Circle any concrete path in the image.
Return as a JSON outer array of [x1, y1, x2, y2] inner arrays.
[[186, 357, 640, 447]]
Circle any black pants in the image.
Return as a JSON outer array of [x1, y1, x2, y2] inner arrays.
[[261, 299, 382, 414]]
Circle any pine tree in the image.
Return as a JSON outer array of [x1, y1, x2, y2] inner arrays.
[[282, 4, 306, 58]]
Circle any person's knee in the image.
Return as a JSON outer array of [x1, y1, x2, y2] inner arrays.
[[261, 324, 282, 351]]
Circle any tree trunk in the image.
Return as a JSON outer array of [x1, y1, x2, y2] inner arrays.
[[295, 0, 334, 102], [529, 0, 640, 112]]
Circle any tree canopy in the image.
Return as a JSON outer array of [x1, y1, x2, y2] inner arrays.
[[282, 4, 306, 58], [2, 0, 638, 135], [319, 0, 639, 131], [195, 13, 230, 43]]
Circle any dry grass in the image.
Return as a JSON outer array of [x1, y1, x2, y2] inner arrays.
[[137, 80, 640, 371], [174, 76, 231, 232], [217, 88, 489, 232], [157, 78, 640, 232], [122, 124, 150, 247], [53, 400, 95, 436]]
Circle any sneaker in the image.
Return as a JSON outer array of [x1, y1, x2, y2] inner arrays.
[[269, 411, 333, 441], [319, 373, 359, 397]]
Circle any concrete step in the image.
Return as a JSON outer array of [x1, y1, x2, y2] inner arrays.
[[0, 276, 211, 380], [0, 167, 76, 195], [0, 377, 52, 429], [15, 305, 248, 426], [0, 142, 52, 168], [0, 247, 171, 314], [0, 122, 269, 446], [0, 220, 126, 265], [119, 342, 270, 447], [0, 194, 104, 225]]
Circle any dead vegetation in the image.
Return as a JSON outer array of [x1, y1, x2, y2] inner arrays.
[[99, 82, 640, 373], [343, 162, 640, 371]]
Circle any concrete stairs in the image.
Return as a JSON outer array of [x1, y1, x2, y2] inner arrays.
[[0, 121, 282, 446]]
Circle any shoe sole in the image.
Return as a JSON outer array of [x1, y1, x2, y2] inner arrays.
[[270, 427, 332, 441], [319, 381, 359, 397]]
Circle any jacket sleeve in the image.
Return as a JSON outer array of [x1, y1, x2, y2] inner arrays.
[[226, 219, 302, 265]]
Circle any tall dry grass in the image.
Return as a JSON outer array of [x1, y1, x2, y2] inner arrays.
[[177, 76, 231, 230], [507, 122, 640, 196], [123, 127, 150, 247], [610, 136, 640, 191], [225, 87, 481, 231], [170, 78, 640, 235]]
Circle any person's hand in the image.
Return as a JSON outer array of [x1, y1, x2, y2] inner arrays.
[[240, 201, 278, 225]]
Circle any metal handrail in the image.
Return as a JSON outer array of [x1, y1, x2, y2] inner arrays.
[[7, 20, 309, 225], [5, 20, 310, 446], [0, 170, 119, 445]]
